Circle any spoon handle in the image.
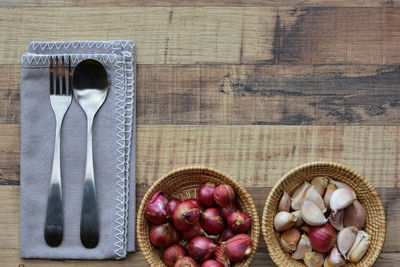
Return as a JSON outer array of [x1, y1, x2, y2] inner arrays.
[[80, 118, 99, 248]]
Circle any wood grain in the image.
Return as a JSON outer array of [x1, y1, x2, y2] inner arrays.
[[0, 185, 398, 266], [2, 124, 400, 188], [0, 125, 19, 183], [2, 7, 400, 65], [2, 0, 400, 8], [137, 64, 400, 125], [3, 64, 400, 125], [2, 250, 400, 267], [2, 1, 400, 266]]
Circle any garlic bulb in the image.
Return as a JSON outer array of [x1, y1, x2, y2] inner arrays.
[[347, 230, 370, 262], [337, 226, 358, 258], [274, 211, 297, 232], [348, 236, 370, 263], [300, 200, 327, 226], [278, 192, 291, 212], [280, 228, 301, 252], [311, 177, 328, 196], [344, 200, 366, 229], [329, 179, 354, 192], [324, 245, 345, 267], [329, 209, 344, 231], [292, 210, 304, 227], [292, 234, 312, 260], [304, 186, 326, 212], [330, 188, 356, 213], [291, 182, 311, 211], [323, 184, 337, 210]]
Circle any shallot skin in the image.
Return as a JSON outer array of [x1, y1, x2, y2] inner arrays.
[[173, 200, 201, 231], [308, 223, 336, 253], [227, 210, 251, 233], [145, 191, 169, 224], [163, 244, 187, 267], [174, 256, 198, 267], [201, 208, 225, 234], [224, 234, 253, 262], [199, 183, 217, 207], [188, 236, 217, 262], [167, 198, 181, 219], [213, 184, 235, 208], [201, 259, 223, 267], [149, 222, 179, 248]]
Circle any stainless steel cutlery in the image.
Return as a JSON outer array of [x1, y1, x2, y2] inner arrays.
[[44, 57, 108, 249], [73, 59, 109, 249], [44, 56, 72, 247]]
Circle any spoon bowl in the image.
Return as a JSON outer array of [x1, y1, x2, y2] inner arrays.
[[73, 59, 109, 249], [73, 59, 108, 117]]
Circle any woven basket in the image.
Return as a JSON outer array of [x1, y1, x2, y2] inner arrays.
[[262, 162, 386, 267], [137, 166, 260, 267]]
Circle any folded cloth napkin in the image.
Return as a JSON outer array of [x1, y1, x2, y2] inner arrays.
[[20, 41, 136, 259]]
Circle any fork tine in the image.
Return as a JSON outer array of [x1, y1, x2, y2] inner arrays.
[[68, 56, 72, 95], [50, 57, 54, 95], [56, 56, 60, 95], [62, 56, 66, 95]]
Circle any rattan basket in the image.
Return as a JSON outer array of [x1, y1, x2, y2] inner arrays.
[[262, 162, 386, 267], [137, 166, 260, 267]]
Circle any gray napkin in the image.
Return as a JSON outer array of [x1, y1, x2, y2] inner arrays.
[[20, 41, 136, 259]]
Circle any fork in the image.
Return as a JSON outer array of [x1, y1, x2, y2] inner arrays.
[[44, 56, 72, 247]]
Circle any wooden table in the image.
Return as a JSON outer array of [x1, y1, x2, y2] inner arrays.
[[1, 0, 400, 266]]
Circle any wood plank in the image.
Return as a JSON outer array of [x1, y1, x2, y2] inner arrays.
[[2, 0, 400, 8], [4, 64, 400, 125], [0, 125, 19, 183], [1, 186, 398, 266], [0, 65, 19, 124], [2, 124, 400, 188], [2, 7, 400, 65], [3, 250, 400, 267]]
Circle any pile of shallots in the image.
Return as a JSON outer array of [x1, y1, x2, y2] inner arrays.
[[274, 177, 369, 267], [145, 183, 253, 267]]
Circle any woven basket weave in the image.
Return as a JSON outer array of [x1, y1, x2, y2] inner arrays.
[[137, 166, 260, 267], [262, 162, 386, 267]]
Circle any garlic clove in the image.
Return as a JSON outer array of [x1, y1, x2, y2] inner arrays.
[[278, 192, 291, 212], [337, 226, 358, 258], [291, 182, 311, 210], [311, 177, 329, 196], [292, 234, 312, 260], [303, 251, 324, 267], [304, 186, 326, 212], [328, 209, 344, 231], [274, 211, 297, 232], [329, 179, 354, 192], [347, 230, 369, 261], [344, 200, 366, 229], [348, 236, 370, 263], [323, 184, 337, 211], [324, 245, 346, 267], [329, 188, 356, 213], [292, 210, 304, 227], [300, 200, 328, 226], [280, 228, 301, 252]]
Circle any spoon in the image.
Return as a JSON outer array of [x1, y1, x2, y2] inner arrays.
[[73, 59, 108, 248]]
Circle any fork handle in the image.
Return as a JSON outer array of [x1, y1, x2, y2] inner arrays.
[[44, 122, 63, 247], [80, 117, 99, 248]]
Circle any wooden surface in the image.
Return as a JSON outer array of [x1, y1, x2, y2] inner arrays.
[[1, 0, 400, 266]]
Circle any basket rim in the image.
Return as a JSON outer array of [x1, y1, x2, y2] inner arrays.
[[137, 165, 261, 267], [261, 161, 387, 267]]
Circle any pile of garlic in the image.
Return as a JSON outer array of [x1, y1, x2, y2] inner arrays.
[[274, 177, 369, 267]]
